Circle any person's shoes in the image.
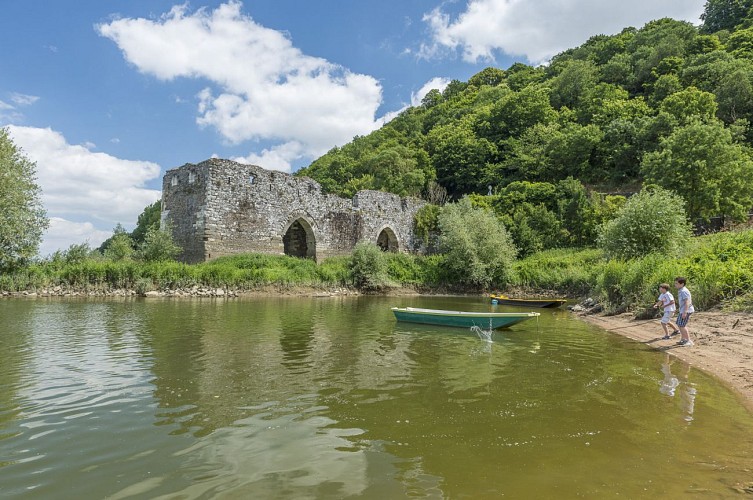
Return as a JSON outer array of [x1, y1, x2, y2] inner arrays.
[[677, 339, 694, 346], [662, 335, 671, 340], [671, 330, 680, 336]]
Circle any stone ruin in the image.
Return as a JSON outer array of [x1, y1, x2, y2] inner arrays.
[[161, 158, 426, 263]]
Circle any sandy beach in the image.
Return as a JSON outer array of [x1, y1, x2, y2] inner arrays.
[[581, 311, 753, 412]]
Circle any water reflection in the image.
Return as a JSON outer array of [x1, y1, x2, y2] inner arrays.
[[1, 297, 752, 499], [658, 354, 698, 424]]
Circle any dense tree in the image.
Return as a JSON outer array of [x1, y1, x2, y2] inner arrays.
[[642, 122, 753, 221], [0, 128, 48, 269], [599, 188, 691, 259], [131, 201, 162, 245], [437, 198, 517, 288], [297, 14, 753, 242], [426, 123, 496, 196], [701, 0, 753, 33]]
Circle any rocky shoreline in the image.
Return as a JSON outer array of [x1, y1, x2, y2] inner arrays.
[[0, 285, 361, 299]]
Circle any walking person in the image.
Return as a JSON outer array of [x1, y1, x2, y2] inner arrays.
[[653, 284, 679, 340], [674, 277, 695, 347]]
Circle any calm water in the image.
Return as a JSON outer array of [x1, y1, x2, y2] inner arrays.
[[1, 297, 753, 499]]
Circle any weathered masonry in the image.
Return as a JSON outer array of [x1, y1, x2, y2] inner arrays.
[[161, 158, 426, 263]]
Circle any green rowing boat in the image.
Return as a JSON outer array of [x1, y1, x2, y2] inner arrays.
[[391, 307, 540, 330]]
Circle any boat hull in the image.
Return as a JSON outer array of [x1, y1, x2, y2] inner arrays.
[[391, 308, 539, 330], [490, 295, 566, 308]]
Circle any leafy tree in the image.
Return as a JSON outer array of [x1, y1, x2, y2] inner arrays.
[[0, 128, 48, 268], [350, 242, 392, 291], [503, 203, 565, 257], [468, 67, 505, 88], [426, 123, 496, 196], [727, 26, 753, 57], [62, 242, 93, 265], [715, 69, 753, 123], [103, 225, 134, 261], [138, 224, 181, 262], [437, 198, 517, 288], [702, 0, 753, 33], [131, 202, 162, 245], [642, 122, 753, 221], [598, 188, 692, 259], [478, 85, 557, 142], [659, 86, 719, 125], [550, 60, 599, 109]]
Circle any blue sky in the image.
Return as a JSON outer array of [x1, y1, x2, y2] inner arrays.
[[0, 0, 705, 253]]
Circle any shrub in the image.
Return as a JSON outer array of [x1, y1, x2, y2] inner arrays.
[[598, 187, 692, 259], [139, 225, 181, 262], [104, 232, 135, 261], [438, 197, 517, 288], [350, 242, 394, 291]]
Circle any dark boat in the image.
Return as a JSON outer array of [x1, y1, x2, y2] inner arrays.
[[489, 294, 567, 308]]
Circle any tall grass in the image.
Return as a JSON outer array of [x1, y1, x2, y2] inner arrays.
[[511, 229, 753, 313], [3, 229, 752, 313]]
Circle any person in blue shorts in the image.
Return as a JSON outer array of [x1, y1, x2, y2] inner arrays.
[[674, 277, 695, 347]]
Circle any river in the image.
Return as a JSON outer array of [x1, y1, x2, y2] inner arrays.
[[1, 296, 752, 498]]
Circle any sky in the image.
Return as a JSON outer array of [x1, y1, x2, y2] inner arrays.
[[0, 0, 705, 255]]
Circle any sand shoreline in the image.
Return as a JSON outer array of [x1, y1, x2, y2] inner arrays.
[[580, 311, 753, 413]]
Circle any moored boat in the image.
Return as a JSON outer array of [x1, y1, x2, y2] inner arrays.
[[489, 294, 567, 308], [391, 307, 539, 329]]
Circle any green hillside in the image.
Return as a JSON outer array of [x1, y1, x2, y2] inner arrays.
[[298, 3, 753, 228]]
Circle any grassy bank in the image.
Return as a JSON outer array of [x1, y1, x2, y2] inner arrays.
[[0, 251, 445, 294], [512, 229, 753, 313], [3, 229, 752, 313]]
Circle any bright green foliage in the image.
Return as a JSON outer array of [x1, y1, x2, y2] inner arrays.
[[728, 27, 753, 57], [701, 0, 753, 33], [138, 225, 181, 262], [550, 60, 599, 109], [598, 188, 692, 259], [0, 127, 48, 269], [659, 87, 719, 125], [642, 122, 753, 221], [437, 198, 517, 288], [104, 225, 135, 261], [131, 202, 161, 245], [350, 242, 393, 291], [425, 123, 496, 196], [413, 204, 441, 246]]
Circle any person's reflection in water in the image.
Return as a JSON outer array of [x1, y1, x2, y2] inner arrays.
[[679, 362, 697, 424], [659, 354, 680, 397], [658, 354, 697, 424]]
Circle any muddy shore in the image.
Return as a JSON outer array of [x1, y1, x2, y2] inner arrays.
[[581, 311, 753, 412]]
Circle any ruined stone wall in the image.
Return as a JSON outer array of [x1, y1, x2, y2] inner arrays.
[[161, 158, 425, 263]]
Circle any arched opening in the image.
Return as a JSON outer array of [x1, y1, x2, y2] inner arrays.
[[376, 227, 399, 252], [283, 218, 316, 259]]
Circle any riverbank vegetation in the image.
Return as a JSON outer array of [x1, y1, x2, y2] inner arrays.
[[3, 2, 753, 316]]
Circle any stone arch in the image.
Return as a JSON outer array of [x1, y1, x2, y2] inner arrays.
[[283, 217, 317, 259], [376, 226, 399, 252]]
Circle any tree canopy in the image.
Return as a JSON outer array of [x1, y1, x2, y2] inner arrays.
[[0, 128, 48, 269]]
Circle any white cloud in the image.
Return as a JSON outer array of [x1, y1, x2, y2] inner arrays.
[[0, 100, 14, 110], [10, 92, 40, 106], [233, 141, 304, 173], [97, 1, 386, 171], [40, 218, 112, 256], [421, 0, 705, 63], [411, 77, 452, 106], [6, 125, 162, 252]]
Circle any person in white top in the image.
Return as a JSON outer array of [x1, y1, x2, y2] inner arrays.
[[674, 277, 695, 347], [653, 283, 678, 340]]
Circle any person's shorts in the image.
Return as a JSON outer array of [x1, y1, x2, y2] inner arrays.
[[661, 310, 674, 324], [676, 313, 692, 327]]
